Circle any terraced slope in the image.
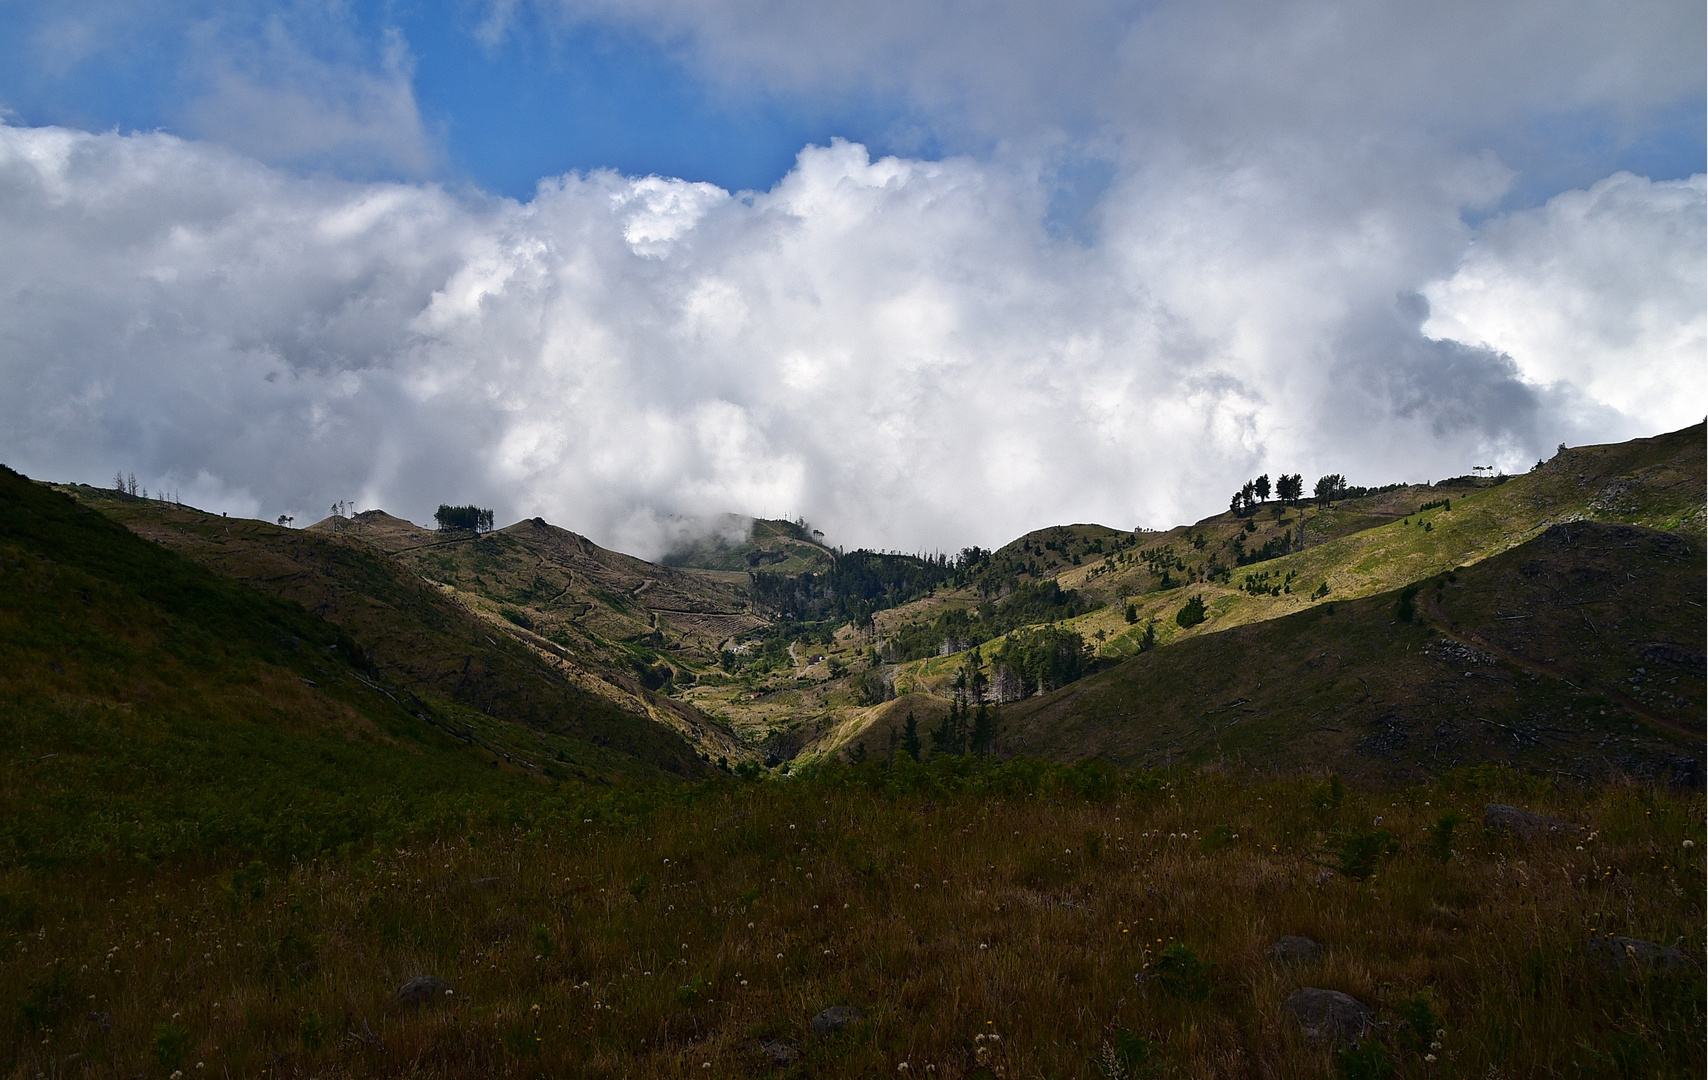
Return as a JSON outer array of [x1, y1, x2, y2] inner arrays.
[[995, 521, 1704, 783], [62, 488, 719, 772]]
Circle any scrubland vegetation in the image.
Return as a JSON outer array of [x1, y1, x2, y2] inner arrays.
[[5, 430, 1703, 1078], [5, 762, 1702, 1079]]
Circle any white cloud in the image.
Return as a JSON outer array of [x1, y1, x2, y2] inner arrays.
[[6, 124, 1688, 559], [1423, 173, 1707, 437]]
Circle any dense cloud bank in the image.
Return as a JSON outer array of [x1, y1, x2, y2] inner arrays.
[[0, 122, 1701, 555]]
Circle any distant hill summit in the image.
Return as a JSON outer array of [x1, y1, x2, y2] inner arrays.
[[661, 516, 836, 575]]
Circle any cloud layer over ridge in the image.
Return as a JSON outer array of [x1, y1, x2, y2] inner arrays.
[[2, 119, 1700, 557]]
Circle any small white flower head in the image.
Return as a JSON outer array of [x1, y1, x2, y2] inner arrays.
[[1684, 839, 1695, 848]]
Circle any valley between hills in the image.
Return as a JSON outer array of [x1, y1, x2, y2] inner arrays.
[[1, 425, 1702, 1078], [52, 422, 1705, 785]]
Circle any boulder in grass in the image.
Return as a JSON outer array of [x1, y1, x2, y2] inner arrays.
[[1284, 987, 1374, 1046], [758, 1039, 802, 1066], [810, 1005, 863, 1036], [395, 976, 452, 1007], [1484, 803, 1584, 843], [1267, 936, 1325, 965], [1587, 935, 1692, 976]]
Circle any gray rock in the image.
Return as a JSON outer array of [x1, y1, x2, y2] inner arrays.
[[1284, 988, 1374, 1046], [1267, 936, 1325, 965], [394, 976, 452, 1007], [758, 1038, 802, 1066], [1587, 935, 1692, 975], [810, 1005, 863, 1036], [1484, 803, 1584, 843]]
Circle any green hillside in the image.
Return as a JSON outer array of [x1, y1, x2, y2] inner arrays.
[[62, 489, 715, 775], [992, 521, 1704, 782], [0, 467, 703, 865], [0, 460, 1701, 1079], [1056, 422, 1705, 662]]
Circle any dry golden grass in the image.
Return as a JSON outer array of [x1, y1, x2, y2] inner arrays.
[[6, 764, 1702, 1079]]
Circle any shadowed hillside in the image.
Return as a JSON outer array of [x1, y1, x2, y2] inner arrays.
[[993, 521, 1704, 784], [58, 488, 715, 775], [0, 467, 697, 866]]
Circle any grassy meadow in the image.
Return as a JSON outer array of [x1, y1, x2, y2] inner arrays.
[[5, 761, 1702, 1079]]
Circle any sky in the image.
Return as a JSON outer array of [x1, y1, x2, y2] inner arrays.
[[0, 1, 1702, 557]]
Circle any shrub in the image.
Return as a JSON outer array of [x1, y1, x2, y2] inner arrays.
[[1334, 828, 1398, 880], [1396, 991, 1441, 1056], [1175, 595, 1206, 628], [1426, 810, 1463, 861], [1099, 1027, 1163, 1079], [1150, 942, 1213, 1001], [1336, 1041, 1394, 1080], [1312, 774, 1347, 809]]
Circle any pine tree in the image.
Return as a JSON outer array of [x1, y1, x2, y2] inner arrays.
[[901, 712, 921, 762], [971, 703, 995, 758]]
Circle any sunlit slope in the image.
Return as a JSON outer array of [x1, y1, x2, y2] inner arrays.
[[1050, 422, 1705, 659], [0, 468, 677, 866], [65, 489, 714, 775], [315, 511, 765, 663], [1000, 521, 1704, 783]]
